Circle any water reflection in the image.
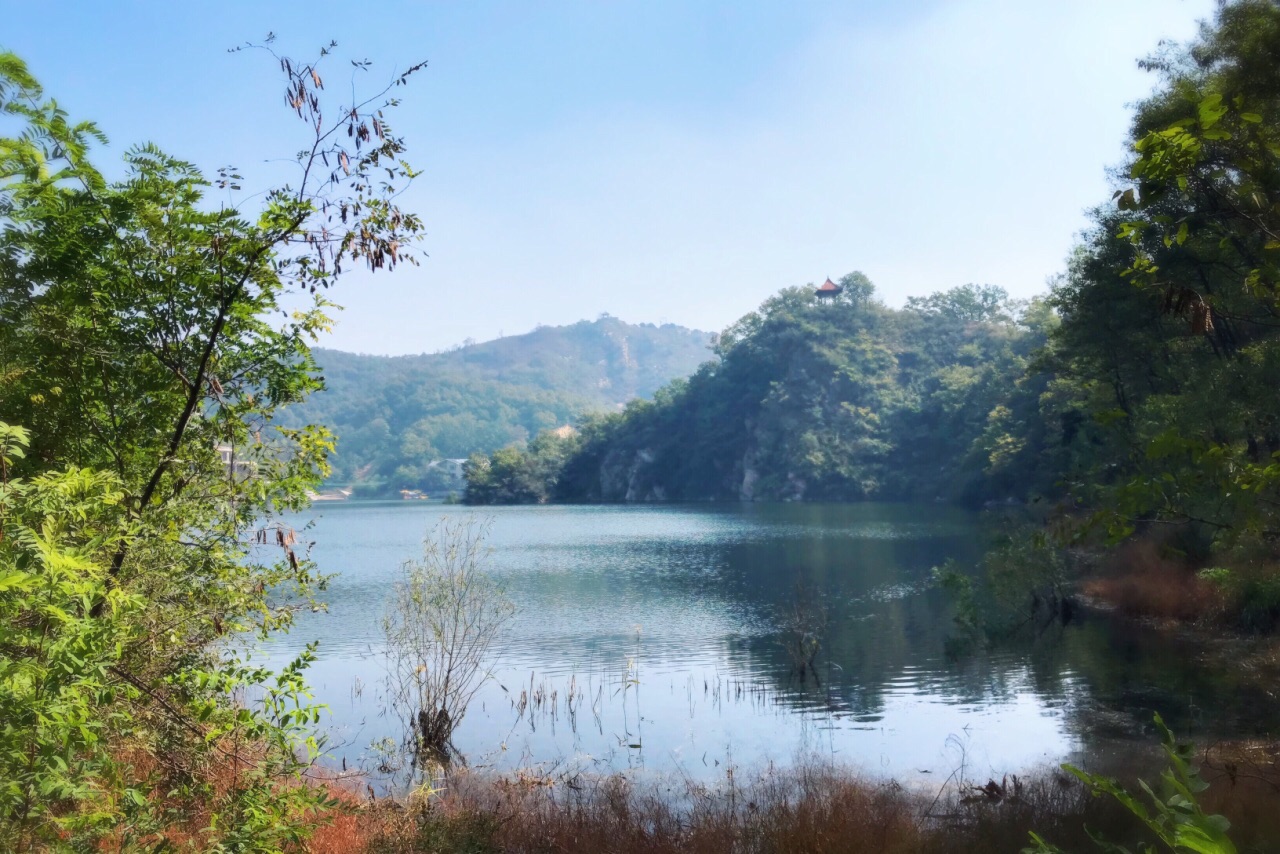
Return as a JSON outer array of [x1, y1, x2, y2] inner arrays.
[[252, 502, 1275, 781]]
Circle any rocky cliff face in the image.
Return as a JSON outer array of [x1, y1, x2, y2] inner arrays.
[[738, 440, 759, 501], [597, 446, 669, 502], [591, 421, 795, 504]]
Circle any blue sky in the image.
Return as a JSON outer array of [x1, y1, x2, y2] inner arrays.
[[6, 1, 1214, 354]]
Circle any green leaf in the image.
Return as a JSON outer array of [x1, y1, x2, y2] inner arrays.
[[1198, 93, 1226, 129], [0, 570, 32, 592]]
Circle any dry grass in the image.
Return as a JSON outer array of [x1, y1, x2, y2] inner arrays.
[[84, 740, 368, 852], [306, 777, 374, 854], [302, 751, 1280, 853], [1079, 540, 1227, 623], [94, 741, 268, 851], [357, 763, 925, 854]]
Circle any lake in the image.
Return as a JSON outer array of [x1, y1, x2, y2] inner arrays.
[[252, 502, 1277, 783]]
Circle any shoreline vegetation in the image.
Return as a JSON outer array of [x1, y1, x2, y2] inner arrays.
[[6, 0, 1280, 851], [303, 742, 1280, 853]]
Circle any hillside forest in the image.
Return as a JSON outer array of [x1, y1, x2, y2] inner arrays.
[[281, 318, 709, 494], [464, 277, 1056, 505]]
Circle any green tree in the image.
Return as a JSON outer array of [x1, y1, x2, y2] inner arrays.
[[463, 429, 581, 505], [0, 43, 424, 849], [1041, 0, 1280, 550], [905, 283, 1014, 323]]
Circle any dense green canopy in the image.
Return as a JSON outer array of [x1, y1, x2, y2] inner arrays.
[[464, 276, 1062, 505]]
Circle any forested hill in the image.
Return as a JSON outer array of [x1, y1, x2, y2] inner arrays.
[[283, 317, 711, 492], [464, 276, 1067, 506]]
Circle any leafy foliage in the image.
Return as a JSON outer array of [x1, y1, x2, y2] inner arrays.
[[1047, 0, 1280, 550], [1026, 715, 1236, 854], [463, 429, 582, 505], [0, 41, 423, 849]]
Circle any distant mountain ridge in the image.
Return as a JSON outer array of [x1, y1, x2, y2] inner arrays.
[[284, 316, 711, 494], [400, 315, 710, 401]]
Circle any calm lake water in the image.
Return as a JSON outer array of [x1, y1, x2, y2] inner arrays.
[[252, 502, 1277, 782]]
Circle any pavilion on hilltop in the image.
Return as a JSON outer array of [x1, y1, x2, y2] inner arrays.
[[816, 277, 843, 299]]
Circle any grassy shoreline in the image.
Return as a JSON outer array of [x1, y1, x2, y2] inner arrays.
[[300, 745, 1280, 853]]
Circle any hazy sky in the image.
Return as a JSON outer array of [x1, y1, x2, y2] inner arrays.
[[7, 1, 1214, 354]]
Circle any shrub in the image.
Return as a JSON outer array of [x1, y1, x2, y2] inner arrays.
[[381, 519, 515, 774]]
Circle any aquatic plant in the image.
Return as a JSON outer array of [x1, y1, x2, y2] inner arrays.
[[778, 581, 829, 681]]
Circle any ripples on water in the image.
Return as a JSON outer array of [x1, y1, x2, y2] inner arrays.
[[250, 502, 1273, 782]]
